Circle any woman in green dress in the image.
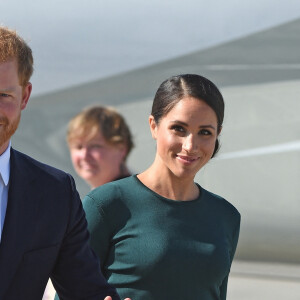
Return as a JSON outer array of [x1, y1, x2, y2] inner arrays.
[[84, 74, 241, 300]]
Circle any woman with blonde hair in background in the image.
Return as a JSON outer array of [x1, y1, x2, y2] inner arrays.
[[67, 105, 134, 189]]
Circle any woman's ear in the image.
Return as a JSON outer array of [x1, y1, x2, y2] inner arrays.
[[218, 125, 223, 136], [149, 115, 158, 140], [117, 143, 128, 160]]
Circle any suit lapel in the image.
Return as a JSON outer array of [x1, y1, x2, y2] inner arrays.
[[0, 149, 37, 298]]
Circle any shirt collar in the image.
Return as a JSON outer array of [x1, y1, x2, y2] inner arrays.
[[0, 141, 11, 186]]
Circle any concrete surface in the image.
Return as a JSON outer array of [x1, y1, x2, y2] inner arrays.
[[228, 260, 300, 300]]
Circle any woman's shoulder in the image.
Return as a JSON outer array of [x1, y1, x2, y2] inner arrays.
[[83, 175, 138, 210], [200, 187, 241, 235], [200, 186, 240, 219]]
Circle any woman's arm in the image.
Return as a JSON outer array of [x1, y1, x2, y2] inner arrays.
[[83, 195, 112, 270], [220, 213, 241, 300]]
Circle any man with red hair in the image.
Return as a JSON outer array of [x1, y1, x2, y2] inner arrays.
[[0, 26, 127, 300]]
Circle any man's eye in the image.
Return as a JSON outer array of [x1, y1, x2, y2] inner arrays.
[[0, 93, 10, 97]]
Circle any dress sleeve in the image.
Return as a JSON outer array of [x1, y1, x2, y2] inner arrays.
[[83, 194, 112, 271], [220, 212, 241, 300]]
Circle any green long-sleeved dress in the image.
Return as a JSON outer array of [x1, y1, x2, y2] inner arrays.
[[83, 175, 240, 300]]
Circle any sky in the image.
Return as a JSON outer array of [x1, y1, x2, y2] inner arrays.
[[1, 0, 300, 95]]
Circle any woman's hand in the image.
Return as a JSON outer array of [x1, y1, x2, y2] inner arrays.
[[104, 297, 131, 300]]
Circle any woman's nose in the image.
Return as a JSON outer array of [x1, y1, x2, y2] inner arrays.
[[79, 147, 90, 159], [182, 134, 198, 152]]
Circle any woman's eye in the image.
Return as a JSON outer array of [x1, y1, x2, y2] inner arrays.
[[171, 125, 185, 132], [199, 129, 211, 136], [73, 145, 82, 150], [90, 144, 103, 149]]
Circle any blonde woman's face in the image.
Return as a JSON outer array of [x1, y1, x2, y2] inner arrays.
[[69, 130, 126, 189]]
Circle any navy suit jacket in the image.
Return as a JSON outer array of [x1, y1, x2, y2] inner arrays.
[[0, 149, 120, 300]]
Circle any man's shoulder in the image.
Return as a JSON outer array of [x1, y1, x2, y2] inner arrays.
[[11, 148, 70, 182], [10, 149, 79, 205]]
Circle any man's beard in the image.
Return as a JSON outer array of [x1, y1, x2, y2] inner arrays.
[[0, 114, 21, 149]]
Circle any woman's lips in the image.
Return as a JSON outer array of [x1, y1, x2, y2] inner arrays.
[[176, 155, 199, 163]]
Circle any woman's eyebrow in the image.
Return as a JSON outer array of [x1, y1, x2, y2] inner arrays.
[[199, 125, 216, 130], [170, 120, 216, 130], [170, 120, 188, 126]]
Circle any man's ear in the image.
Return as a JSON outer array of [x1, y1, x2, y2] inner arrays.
[[149, 115, 158, 140], [21, 82, 32, 110]]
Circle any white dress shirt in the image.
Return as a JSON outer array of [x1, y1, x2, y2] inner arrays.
[[0, 141, 11, 243]]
